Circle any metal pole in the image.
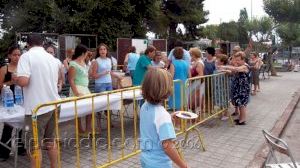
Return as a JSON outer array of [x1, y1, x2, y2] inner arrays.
[[251, 0, 253, 20]]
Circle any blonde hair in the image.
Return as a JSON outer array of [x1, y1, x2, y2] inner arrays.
[[216, 54, 228, 65], [142, 69, 173, 104], [233, 46, 241, 52], [189, 47, 202, 59], [234, 51, 246, 60]]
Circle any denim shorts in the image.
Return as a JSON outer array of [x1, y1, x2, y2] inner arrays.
[[95, 83, 113, 93]]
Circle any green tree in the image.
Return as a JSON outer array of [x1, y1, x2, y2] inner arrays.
[[201, 24, 219, 40], [0, 0, 158, 57], [263, 0, 300, 23], [218, 21, 248, 44], [277, 23, 300, 46], [247, 16, 276, 42], [158, 0, 208, 40], [237, 8, 250, 45], [277, 23, 300, 60]]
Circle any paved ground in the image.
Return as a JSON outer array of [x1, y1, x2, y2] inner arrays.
[[275, 101, 300, 164], [1, 72, 300, 168]]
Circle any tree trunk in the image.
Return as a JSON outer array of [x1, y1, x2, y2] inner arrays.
[[267, 50, 277, 76], [169, 22, 178, 39]]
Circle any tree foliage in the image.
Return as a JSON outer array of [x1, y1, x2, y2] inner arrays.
[[263, 0, 300, 23], [0, 0, 159, 57], [247, 16, 275, 42], [156, 0, 208, 40], [0, 0, 208, 58], [201, 25, 219, 40], [277, 23, 300, 46], [217, 21, 249, 44]]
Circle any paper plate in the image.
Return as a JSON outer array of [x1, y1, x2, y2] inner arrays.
[[175, 111, 198, 119]]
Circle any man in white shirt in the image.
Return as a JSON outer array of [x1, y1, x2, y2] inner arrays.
[[17, 34, 61, 168]]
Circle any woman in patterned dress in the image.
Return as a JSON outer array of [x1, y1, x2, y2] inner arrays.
[[219, 51, 250, 125]]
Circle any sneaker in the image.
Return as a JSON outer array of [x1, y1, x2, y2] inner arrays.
[[221, 116, 229, 121]]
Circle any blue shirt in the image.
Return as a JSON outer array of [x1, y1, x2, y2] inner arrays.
[[95, 57, 112, 84], [168, 59, 189, 110], [168, 48, 191, 65], [140, 102, 176, 168], [127, 53, 140, 71], [133, 55, 152, 86], [204, 59, 216, 75]]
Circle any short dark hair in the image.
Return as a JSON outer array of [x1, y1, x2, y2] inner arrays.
[[7, 45, 20, 55], [173, 47, 184, 59], [27, 34, 43, 46], [44, 43, 56, 53], [206, 47, 215, 56], [72, 44, 88, 60], [128, 46, 136, 53]]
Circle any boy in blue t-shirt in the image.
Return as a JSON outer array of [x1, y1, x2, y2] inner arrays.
[[140, 68, 188, 168]]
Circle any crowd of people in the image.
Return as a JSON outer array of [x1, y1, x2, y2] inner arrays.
[[0, 34, 265, 167]]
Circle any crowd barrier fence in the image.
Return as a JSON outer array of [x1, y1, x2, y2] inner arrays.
[[31, 73, 231, 168]]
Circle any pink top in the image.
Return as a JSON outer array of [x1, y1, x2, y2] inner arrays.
[[190, 60, 204, 77]]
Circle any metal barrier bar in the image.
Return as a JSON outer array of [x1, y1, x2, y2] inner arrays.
[[91, 96, 97, 167], [74, 100, 80, 168], [32, 111, 40, 168], [30, 73, 229, 168], [120, 91, 125, 157], [54, 105, 61, 168]]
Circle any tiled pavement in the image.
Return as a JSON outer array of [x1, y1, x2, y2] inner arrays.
[[275, 101, 300, 164], [1, 72, 300, 168]]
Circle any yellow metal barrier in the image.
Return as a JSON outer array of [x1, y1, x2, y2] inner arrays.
[[177, 73, 233, 153], [30, 73, 229, 168]]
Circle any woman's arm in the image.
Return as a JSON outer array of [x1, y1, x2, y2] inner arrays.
[[169, 64, 175, 78], [63, 59, 69, 70], [162, 140, 188, 168], [57, 65, 64, 92], [0, 66, 7, 90], [68, 67, 81, 96], [188, 68, 191, 78], [123, 53, 129, 71], [222, 65, 248, 73], [195, 62, 204, 76], [90, 60, 109, 79]]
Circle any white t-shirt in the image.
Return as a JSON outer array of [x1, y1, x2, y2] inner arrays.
[[17, 47, 61, 115], [151, 60, 165, 68]]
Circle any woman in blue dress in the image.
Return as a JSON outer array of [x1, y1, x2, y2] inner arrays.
[[219, 51, 250, 125], [168, 47, 191, 110]]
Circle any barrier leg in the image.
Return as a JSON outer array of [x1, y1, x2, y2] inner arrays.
[[14, 128, 19, 168], [193, 128, 206, 151], [228, 114, 235, 127]]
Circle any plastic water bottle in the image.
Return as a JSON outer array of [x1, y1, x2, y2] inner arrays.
[[3, 86, 14, 112], [14, 85, 23, 105]]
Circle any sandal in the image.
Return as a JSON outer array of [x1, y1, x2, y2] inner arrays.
[[235, 121, 246, 125], [234, 120, 246, 125]]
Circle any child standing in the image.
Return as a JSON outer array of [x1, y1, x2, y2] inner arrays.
[[140, 68, 188, 168]]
